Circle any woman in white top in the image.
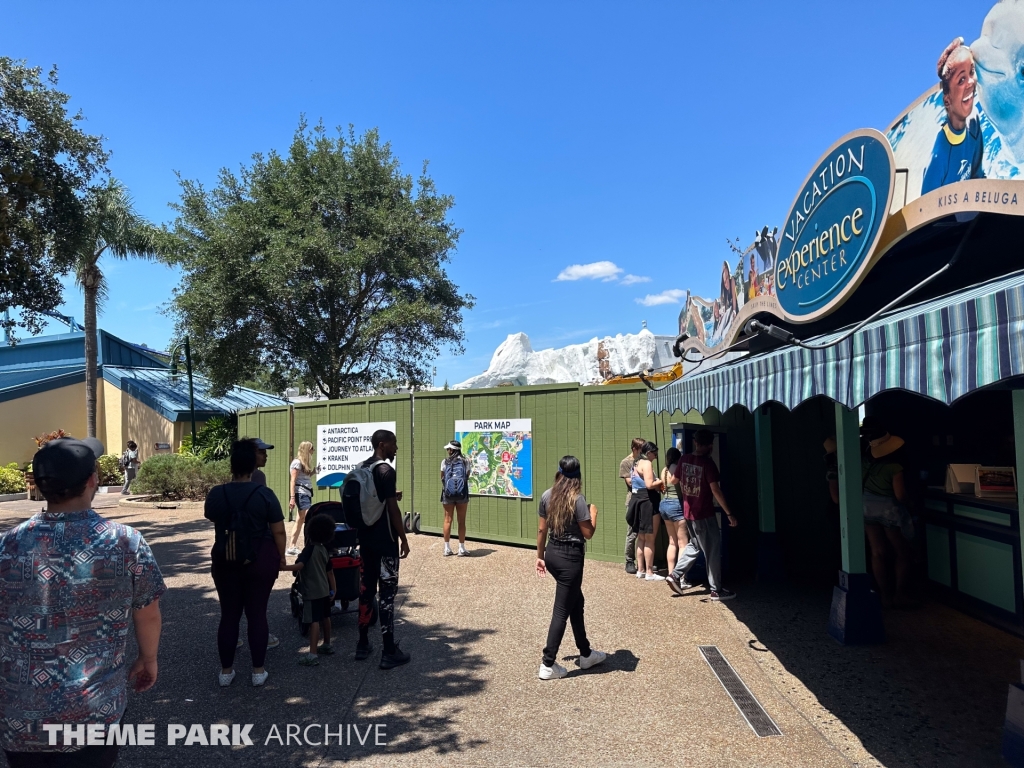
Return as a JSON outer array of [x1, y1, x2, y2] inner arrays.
[[286, 441, 316, 556]]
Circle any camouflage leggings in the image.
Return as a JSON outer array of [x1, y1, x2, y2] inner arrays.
[[358, 549, 399, 647]]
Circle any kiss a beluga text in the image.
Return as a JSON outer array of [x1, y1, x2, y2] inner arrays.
[[42, 722, 388, 747]]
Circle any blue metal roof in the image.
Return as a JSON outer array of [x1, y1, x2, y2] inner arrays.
[[0, 329, 285, 417], [102, 367, 286, 422], [0, 330, 167, 372]]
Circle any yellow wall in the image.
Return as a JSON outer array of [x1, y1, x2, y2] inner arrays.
[[100, 378, 122, 454], [121, 389, 175, 463], [1, 378, 210, 467], [0, 382, 89, 466]]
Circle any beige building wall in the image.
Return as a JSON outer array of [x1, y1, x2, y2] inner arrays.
[[121, 390, 176, 463], [100, 378, 122, 455], [1, 377, 214, 468], [0, 383, 89, 466]]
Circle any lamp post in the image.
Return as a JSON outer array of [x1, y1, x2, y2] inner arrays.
[[170, 338, 198, 449], [184, 337, 197, 449]]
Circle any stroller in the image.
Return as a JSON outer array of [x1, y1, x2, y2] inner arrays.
[[288, 501, 363, 636]]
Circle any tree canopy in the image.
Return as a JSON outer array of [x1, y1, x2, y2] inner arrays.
[[0, 58, 107, 337], [165, 121, 473, 399], [76, 178, 161, 435]]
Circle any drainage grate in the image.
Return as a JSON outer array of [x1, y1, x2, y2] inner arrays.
[[698, 645, 782, 737]]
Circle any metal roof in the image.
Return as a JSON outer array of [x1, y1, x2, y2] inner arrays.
[[0, 329, 286, 418], [648, 269, 1024, 415], [103, 367, 286, 422]]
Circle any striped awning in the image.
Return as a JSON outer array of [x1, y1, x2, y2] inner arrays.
[[648, 270, 1024, 415]]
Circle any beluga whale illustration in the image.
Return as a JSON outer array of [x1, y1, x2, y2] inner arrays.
[[972, 0, 1024, 162]]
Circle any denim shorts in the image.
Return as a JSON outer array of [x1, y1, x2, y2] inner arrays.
[[295, 492, 313, 512], [659, 496, 684, 522]]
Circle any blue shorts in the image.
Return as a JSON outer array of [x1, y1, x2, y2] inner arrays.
[[296, 493, 313, 512], [659, 496, 684, 522]]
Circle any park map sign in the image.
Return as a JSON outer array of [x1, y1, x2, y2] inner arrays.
[[454, 419, 533, 498], [677, 0, 1024, 357]]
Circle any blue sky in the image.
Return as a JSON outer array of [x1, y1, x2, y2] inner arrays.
[[2, 0, 995, 386]]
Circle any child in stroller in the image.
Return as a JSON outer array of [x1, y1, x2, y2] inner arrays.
[[288, 501, 363, 636]]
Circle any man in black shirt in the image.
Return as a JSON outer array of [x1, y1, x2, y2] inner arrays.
[[355, 430, 411, 669]]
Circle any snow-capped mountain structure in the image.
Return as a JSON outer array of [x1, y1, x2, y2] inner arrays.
[[453, 329, 678, 389]]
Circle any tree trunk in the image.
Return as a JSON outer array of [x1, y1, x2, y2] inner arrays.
[[83, 273, 98, 438]]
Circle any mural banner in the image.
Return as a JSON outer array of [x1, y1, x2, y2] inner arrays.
[[677, 0, 1024, 357]]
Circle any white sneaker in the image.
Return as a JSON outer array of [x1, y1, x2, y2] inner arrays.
[[267, 634, 279, 648], [457, 544, 468, 557], [251, 670, 269, 687], [579, 649, 607, 670], [286, 547, 300, 556], [443, 544, 453, 557], [646, 573, 666, 581], [538, 662, 568, 680], [636, 571, 646, 579], [218, 670, 236, 687]]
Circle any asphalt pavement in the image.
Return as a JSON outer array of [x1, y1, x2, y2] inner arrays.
[[0, 498, 1019, 767]]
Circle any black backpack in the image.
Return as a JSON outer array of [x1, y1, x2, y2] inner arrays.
[[217, 485, 261, 565]]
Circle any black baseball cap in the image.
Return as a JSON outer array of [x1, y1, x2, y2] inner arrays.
[[33, 437, 104, 492]]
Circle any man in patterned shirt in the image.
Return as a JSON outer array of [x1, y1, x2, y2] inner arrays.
[[0, 437, 166, 767]]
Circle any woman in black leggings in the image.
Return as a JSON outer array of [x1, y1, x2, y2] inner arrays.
[[205, 440, 287, 687], [535, 455, 607, 680]]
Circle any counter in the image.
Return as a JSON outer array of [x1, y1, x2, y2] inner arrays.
[[925, 489, 1022, 633]]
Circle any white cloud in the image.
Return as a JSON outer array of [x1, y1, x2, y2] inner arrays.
[[621, 274, 651, 285], [636, 289, 687, 307], [554, 261, 623, 282]]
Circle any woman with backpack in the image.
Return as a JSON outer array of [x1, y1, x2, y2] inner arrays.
[[286, 441, 316, 556], [120, 440, 139, 494], [205, 439, 287, 687], [440, 440, 472, 557], [536, 455, 606, 680]]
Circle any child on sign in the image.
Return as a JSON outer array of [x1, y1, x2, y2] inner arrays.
[[282, 513, 337, 665]]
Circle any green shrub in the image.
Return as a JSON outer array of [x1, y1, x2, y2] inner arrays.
[[179, 415, 238, 463], [0, 463, 26, 494], [97, 454, 125, 487], [133, 454, 231, 500]]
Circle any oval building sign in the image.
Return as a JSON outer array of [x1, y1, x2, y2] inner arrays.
[[775, 129, 895, 321]]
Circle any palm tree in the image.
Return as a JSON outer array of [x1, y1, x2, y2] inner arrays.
[[75, 179, 160, 437]]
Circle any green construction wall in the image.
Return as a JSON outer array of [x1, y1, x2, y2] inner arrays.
[[237, 383, 760, 565], [291, 395, 414, 509], [237, 406, 292, 495]]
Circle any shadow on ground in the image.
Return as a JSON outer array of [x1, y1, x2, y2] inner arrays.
[[725, 581, 1024, 768], [54, 516, 495, 767]]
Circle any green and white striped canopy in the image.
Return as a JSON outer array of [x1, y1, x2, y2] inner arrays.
[[648, 270, 1024, 415]]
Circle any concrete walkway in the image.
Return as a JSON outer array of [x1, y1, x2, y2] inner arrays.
[[0, 500, 1019, 767]]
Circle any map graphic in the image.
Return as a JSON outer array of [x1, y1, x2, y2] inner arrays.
[[454, 419, 533, 498]]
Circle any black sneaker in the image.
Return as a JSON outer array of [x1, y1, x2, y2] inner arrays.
[[625, 561, 638, 575], [355, 643, 372, 661], [379, 643, 411, 670], [666, 575, 683, 596], [710, 588, 736, 602]]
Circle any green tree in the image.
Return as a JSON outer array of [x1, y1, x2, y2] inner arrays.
[[75, 179, 160, 436], [165, 121, 473, 399], [0, 58, 107, 338]]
